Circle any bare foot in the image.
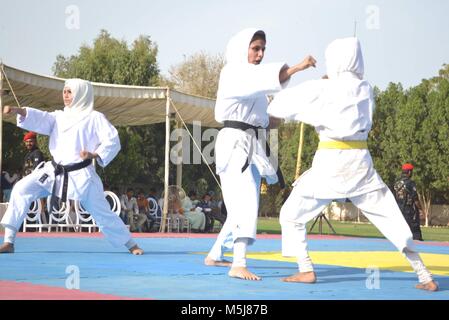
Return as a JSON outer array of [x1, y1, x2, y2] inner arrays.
[[129, 245, 144, 255], [416, 280, 439, 292], [0, 243, 14, 254], [204, 256, 232, 267], [282, 271, 316, 283], [228, 267, 261, 281]]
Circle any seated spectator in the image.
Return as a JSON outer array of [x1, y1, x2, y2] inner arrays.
[[182, 190, 206, 232], [215, 195, 228, 221], [137, 189, 157, 232], [137, 189, 150, 215], [120, 188, 147, 232], [161, 192, 188, 232], [197, 191, 227, 232]]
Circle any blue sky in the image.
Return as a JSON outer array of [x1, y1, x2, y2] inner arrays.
[[0, 0, 448, 90]]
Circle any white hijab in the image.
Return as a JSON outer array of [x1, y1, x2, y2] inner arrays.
[[268, 37, 370, 129], [224, 28, 265, 64], [59, 79, 94, 131], [325, 37, 364, 80]]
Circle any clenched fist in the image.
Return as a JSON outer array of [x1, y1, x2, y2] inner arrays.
[[3, 105, 26, 116], [298, 55, 317, 71]]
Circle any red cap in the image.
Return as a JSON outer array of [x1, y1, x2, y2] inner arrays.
[[23, 132, 37, 142], [402, 163, 414, 171]]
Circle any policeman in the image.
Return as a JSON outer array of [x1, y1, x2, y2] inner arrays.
[[22, 132, 45, 176], [393, 163, 423, 241]]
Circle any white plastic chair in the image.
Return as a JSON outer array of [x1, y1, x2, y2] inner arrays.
[[74, 200, 98, 233], [23, 199, 44, 232], [104, 190, 130, 231], [104, 191, 121, 216], [46, 196, 73, 232], [180, 217, 191, 233], [147, 197, 162, 231]]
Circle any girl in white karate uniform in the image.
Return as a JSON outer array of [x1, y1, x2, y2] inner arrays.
[[267, 37, 437, 291], [205, 28, 316, 280], [1, 79, 144, 255]]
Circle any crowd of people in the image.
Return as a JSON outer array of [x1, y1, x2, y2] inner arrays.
[[117, 187, 226, 233]]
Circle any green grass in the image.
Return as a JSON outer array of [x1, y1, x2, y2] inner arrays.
[[257, 217, 449, 242]]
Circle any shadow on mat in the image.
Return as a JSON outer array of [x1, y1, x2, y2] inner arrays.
[[265, 265, 449, 291]]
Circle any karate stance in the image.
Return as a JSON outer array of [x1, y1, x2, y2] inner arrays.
[[267, 37, 437, 291], [1, 79, 144, 255], [204, 28, 316, 280]]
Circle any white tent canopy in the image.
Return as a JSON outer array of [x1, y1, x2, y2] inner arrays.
[[0, 64, 220, 127], [0, 63, 220, 232]]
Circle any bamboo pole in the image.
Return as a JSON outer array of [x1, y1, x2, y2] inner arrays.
[[294, 122, 305, 180]]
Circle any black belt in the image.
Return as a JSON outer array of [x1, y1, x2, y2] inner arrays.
[[223, 120, 285, 189], [50, 159, 92, 210]]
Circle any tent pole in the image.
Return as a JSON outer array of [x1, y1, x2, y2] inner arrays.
[[176, 119, 183, 188], [0, 64, 3, 186], [160, 88, 171, 233]]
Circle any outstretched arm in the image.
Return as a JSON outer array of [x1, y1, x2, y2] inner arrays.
[[279, 55, 317, 84], [4, 105, 56, 135]]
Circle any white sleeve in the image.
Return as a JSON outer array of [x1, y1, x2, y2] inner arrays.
[[267, 80, 327, 126], [92, 113, 121, 167], [17, 107, 56, 136], [218, 62, 287, 99]]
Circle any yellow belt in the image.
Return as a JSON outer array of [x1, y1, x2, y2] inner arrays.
[[318, 140, 368, 150]]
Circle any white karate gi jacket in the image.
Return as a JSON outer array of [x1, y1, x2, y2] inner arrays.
[[215, 28, 288, 184], [268, 37, 386, 199], [17, 107, 120, 201]]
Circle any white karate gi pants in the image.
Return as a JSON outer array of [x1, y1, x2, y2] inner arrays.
[[281, 185, 433, 283], [281, 186, 415, 257], [207, 160, 261, 262], [1, 166, 133, 248]]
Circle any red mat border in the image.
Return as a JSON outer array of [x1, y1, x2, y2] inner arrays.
[[0, 280, 149, 300]]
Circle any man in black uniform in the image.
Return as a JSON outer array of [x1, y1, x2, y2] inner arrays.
[[393, 163, 423, 241], [22, 132, 45, 176]]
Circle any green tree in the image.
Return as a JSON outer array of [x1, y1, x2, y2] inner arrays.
[[164, 51, 224, 98], [418, 76, 449, 224], [370, 83, 406, 186], [99, 127, 145, 187], [370, 65, 449, 225], [53, 30, 160, 86], [2, 123, 27, 174]]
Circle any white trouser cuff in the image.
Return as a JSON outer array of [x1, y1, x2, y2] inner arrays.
[[125, 239, 137, 250], [297, 255, 314, 273], [403, 249, 433, 284], [232, 238, 248, 268], [4, 227, 17, 244]]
